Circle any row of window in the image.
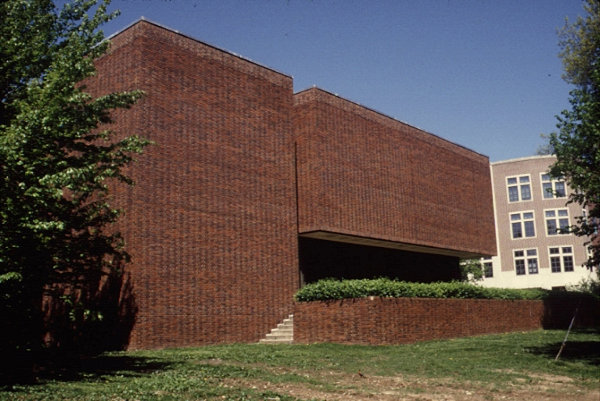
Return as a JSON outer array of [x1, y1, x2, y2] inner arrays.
[[510, 208, 570, 239], [507, 174, 565, 203], [513, 246, 574, 276]]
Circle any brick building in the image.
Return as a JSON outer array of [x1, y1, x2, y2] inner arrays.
[[90, 19, 496, 348], [480, 155, 595, 289]]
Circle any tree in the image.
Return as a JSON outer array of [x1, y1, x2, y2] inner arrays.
[[549, 0, 600, 271], [459, 259, 484, 282], [0, 0, 148, 381]]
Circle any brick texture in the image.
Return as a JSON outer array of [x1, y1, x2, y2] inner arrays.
[[294, 297, 599, 345], [85, 20, 499, 349], [90, 21, 299, 348], [294, 88, 496, 258]]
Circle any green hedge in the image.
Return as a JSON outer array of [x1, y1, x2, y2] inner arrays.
[[294, 278, 595, 302]]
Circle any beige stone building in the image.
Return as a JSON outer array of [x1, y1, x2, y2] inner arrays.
[[480, 155, 595, 289]]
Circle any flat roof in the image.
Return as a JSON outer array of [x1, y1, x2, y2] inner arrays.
[[106, 17, 292, 80], [491, 154, 556, 166]]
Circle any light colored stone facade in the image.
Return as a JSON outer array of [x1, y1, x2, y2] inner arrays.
[[480, 155, 595, 289]]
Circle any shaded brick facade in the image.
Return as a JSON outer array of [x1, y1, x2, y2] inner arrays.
[[299, 237, 461, 284], [294, 297, 599, 345], [90, 20, 496, 348]]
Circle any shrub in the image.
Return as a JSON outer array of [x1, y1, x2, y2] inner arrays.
[[293, 278, 588, 302]]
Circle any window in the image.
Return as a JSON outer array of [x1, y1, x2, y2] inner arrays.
[[545, 209, 569, 235], [541, 174, 566, 199], [507, 175, 532, 202], [482, 257, 493, 278], [514, 249, 538, 275], [510, 212, 535, 239], [527, 249, 538, 274], [549, 246, 574, 273], [514, 250, 526, 275]]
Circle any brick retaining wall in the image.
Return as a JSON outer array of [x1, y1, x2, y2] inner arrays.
[[294, 297, 599, 345]]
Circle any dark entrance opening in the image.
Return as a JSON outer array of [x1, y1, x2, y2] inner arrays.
[[298, 237, 461, 285]]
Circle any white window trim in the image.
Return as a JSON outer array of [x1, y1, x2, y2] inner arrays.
[[513, 248, 538, 276], [548, 246, 575, 273], [540, 173, 567, 199], [510, 210, 536, 240], [544, 208, 570, 236], [506, 174, 533, 203]]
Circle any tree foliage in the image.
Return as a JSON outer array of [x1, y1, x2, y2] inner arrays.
[[459, 258, 484, 282], [0, 0, 148, 380], [549, 0, 600, 271]]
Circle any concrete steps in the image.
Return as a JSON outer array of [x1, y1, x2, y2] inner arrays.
[[259, 314, 293, 344]]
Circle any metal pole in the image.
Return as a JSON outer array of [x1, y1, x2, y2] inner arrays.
[[555, 304, 579, 361]]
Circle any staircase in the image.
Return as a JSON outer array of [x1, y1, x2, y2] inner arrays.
[[259, 314, 294, 344]]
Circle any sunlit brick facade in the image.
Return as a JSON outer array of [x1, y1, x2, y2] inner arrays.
[[90, 20, 496, 348]]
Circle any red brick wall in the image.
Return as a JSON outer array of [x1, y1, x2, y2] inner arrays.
[[294, 88, 496, 258], [87, 20, 501, 349], [295, 297, 544, 345], [295, 297, 600, 344], [90, 21, 299, 348]]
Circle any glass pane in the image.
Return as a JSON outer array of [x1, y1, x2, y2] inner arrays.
[[511, 213, 521, 221], [555, 182, 566, 197], [563, 256, 574, 271], [525, 221, 535, 237], [519, 176, 530, 183], [521, 184, 531, 200], [528, 258, 538, 274], [523, 212, 534, 219], [558, 209, 568, 216], [484, 263, 493, 278], [512, 223, 523, 238], [562, 246, 572, 253], [514, 250, 524, 257], [515, 260, 525, 275], [551, 257, 561, 272], [508, 186, 519, 202], [541, 174, 550, 182], [546, 220, 557, 235], [559, 218, 569, 232], [507, 177, 517, 184], [543, 182, 553, 198], [526, 249, 537, 256], [545, 210, 556, 217], [549, 247, 559, 254]]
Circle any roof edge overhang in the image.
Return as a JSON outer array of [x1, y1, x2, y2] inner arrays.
[[300, 230, 491, 259]]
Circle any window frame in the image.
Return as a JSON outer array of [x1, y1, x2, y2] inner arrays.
[[482, 257, 493, 278], [510, 211, 536, 239], [506, 175, 532, 203], [513, 248, 538, 276], [548, 246, 574, 273], [540, 173, 567, 199], [544, 208, 570, 236]]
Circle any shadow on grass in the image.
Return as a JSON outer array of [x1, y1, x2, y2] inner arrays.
[[30, 354, 173, 383], [525, 329, 600, 366]]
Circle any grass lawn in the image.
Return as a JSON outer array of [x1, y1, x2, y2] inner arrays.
[[2, 329, 598, 400]]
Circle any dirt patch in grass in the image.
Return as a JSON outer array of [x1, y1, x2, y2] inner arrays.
[[222, 366, 599, 401]]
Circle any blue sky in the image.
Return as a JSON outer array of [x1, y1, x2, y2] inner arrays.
[[98, 0, 585, 162]]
